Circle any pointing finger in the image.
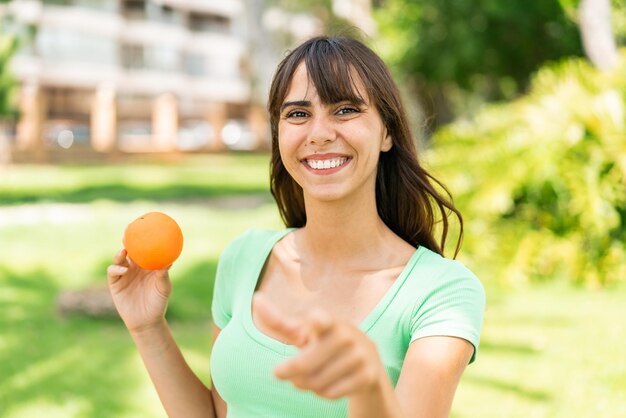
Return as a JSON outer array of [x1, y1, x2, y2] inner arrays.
[[253, 293, 304, 347], [274, 309, 338, 379], [305, 308, 334, 339]]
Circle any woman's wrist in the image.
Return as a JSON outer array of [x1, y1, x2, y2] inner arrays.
[[349, 368, 385, 402], [129, 318, 170, 345], [348, 367, 404, 418]]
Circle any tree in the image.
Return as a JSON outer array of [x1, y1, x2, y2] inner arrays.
[[0, 34, 18, 119], [0, 4, 19, 165], [375, 0, 584, 133]]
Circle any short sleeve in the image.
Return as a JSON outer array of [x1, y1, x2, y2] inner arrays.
[[409, 262, 486, 363]]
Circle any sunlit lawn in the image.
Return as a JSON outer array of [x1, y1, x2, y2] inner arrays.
[[0, 199, 283, 418], [454, 282, 626, 418], [0, 153, 270, 205], [1, 155, 625, 417]]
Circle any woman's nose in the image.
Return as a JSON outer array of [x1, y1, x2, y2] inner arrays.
[[307, 114, 336, 145]]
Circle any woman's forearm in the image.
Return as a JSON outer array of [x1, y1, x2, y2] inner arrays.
[[130, 320, 215, 418], [348, 371, 405, 418]]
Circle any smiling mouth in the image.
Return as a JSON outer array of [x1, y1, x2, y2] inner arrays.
[[304, 157, 350, 170]]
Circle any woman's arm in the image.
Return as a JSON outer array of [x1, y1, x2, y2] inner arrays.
[[394, 336, 474, 417], [348, 336, 474, 418], [350, 336, 473, 418], [347, 368, 403, 418], [210, 325, 228, 418], [107, 249, 217, 418], [130, 320, 216, 418], [253, 293, 474, 418]]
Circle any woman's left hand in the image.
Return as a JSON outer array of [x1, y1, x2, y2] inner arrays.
[[253, 293, 385, 400]]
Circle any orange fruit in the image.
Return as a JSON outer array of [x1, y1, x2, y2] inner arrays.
[[123, 212, 184, 270]]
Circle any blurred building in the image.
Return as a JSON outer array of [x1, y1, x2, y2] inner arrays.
[[251, 0, 376, 109], [5, 0, 266, 155], [332, 0, 376, 36]]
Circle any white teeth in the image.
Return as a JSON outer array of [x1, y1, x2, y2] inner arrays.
[[306, 157, 348, 170]]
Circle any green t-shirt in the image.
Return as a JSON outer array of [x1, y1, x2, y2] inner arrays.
[[210, 228, 485, 418]]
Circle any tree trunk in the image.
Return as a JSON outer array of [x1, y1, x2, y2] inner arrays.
[[579, 0, 618, 71]]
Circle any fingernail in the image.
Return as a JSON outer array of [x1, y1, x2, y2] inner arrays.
[[115, 266, 128, 274]]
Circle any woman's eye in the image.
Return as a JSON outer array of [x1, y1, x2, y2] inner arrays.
[[337, 106, 359, 115], [287, 110, 308, 118]]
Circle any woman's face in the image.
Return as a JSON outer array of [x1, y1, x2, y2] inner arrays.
[[277, 62, 392, 204]]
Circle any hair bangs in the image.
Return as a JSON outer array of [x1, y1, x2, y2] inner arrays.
[[303, 41, 366, 106]]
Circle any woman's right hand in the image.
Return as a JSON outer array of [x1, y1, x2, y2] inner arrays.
[[107, 248, 173, 333]]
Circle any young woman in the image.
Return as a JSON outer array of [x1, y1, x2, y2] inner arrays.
[[107, 36, 485, 418]]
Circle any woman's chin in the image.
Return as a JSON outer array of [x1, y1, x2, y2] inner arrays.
[[302, 185, 362, 205], [303, 188, 345, 203]]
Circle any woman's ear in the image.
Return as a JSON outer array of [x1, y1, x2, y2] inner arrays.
[[381, 132, 393, 152]]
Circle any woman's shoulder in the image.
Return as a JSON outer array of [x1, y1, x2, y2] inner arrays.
[[410, 245, 482, 289], [221, 227, 295, 260]]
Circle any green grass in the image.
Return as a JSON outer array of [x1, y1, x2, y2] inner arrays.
[[1, 155, 625, 417], [1, 199, 283, 418], [0, 154, 270, 205], [454, 283, 626, 418]]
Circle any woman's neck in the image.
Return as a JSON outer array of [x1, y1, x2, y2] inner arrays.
[[297, 190, 396, 268]]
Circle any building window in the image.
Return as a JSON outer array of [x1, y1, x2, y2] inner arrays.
[[117, 94, 152, 119], [43, 88, 92, 149], [208, 57, 240, 79], [122, 44, 179, 72], [178, 119, 214, 150], [0, 120, 17, 143], [185, 53, 206, 76], [44, 120, 91, 149], [188, 13, 231, 34], [145, 47, 179, 72], [38, 28, 117, 65], [121, 44, 144, 70], [122, 0, 145, 20], [144, 1, 183, 26], [159, 5, 179, 25], [117, 120, 152, 150]]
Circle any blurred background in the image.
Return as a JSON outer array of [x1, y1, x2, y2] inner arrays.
[[0, 0, 625, 417]]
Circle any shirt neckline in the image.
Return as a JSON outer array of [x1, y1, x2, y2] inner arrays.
[[242, 228, 425, 356]]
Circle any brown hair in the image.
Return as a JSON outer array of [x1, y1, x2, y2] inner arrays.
[[267, 36, 463, 257]]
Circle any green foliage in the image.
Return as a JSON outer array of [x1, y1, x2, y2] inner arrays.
[[376, 0, 583, 100], [428, 51, 626, 287], [0, 33, 18, 118], [611, 0, 626, 44]]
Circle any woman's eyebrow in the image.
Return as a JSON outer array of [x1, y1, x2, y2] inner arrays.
[[333, 97, 367, 106], [281, 97, 368, 111], [281, 100, 312, 111]]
